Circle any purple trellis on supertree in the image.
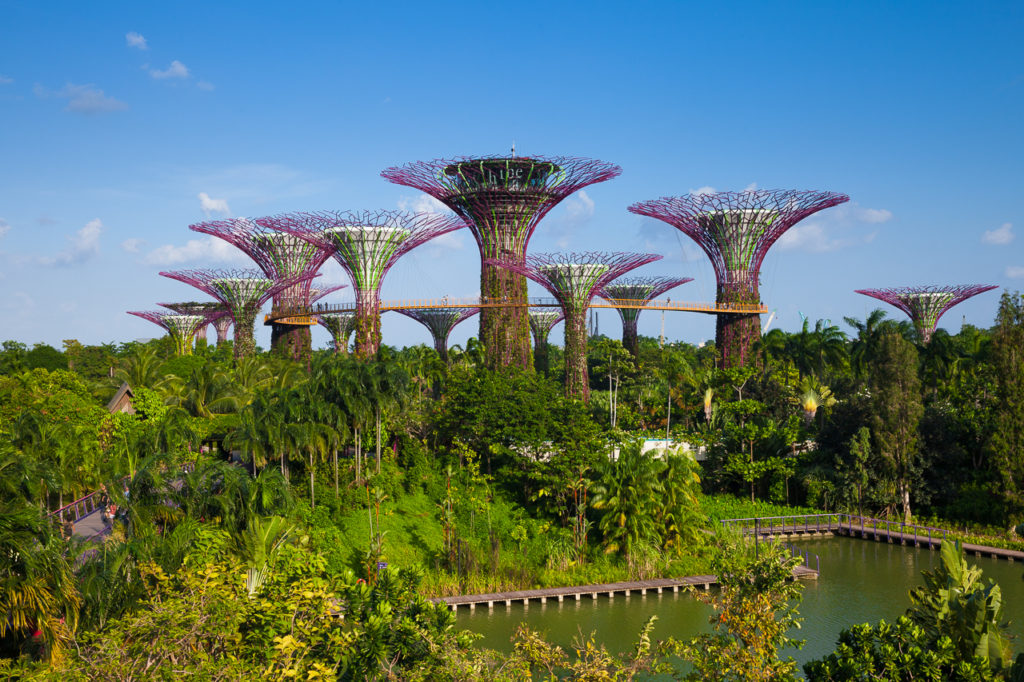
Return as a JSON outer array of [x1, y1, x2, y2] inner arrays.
[[127, 311, 207, 357], [190, 216, 335, 362], [272, 209, 464, 358], [159, 301, 228, 346], [528, 310, 565, 375], [397, 307, 479, 363], [381, 155, 622, 371], [855, 285, 998, 343], [488, 251, 661, 401], [629, 189, 849, 367], [317, 313, 356, 355], [159, 268, 312, 359], [598, 276, 693, 357]]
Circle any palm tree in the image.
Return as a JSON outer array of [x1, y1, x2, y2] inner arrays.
[[112, 346, 168, 391], [166, 364, 241, 419]]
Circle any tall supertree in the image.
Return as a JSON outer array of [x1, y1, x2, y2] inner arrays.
[[127, 311, 207, 356], [488, 251, 661, 401], [273, 210, 464, 358], [382, 155, 622, 370], [159, 301, 228, 346], [318, 313, 355, 354], [159, 268, 310, 359], [189, 216, 335, 362], [629, 189, 848, 367], [396, 307, 479, 363], [598, 276, 693, 357], [855, 284, 998, 343], [528, 310, 564, 375]]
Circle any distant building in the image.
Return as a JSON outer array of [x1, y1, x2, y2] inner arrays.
[[106, 382, 135, 414]]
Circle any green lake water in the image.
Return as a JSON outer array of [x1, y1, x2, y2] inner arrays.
[[458, 538, 1024, 667]]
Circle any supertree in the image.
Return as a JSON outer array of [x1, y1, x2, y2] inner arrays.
[[159, 301, 228, 346], [528, 310, 564, 375], [396, 307, 479, 363], [159, 268, 311, 359], [317, 313, 355, 354], [598, 275, 693, 357], [629, 189, 849, 367], [855, 285, 998, 343], [189, 216, 335, 362], [488, 251, 661, 401], [382, 155, 622, 370], [127, 311, 207, 356], [273, 209, 464, 358]]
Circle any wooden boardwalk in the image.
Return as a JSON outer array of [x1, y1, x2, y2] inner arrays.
[[431, 567, 818, 611]]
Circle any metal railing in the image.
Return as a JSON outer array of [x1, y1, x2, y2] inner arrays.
[[47, 462, 197, 525], [720, 513, 949, 548]]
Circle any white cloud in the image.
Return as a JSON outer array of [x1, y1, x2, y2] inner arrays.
[[397, 194, 448, 215], [563, 190, 595, 224], [426, 230, 465, 251], [198, 192, 231, 217], [778, 223, 846, 252], [0, 75, 13, 85], [39, 218, 102, 266], [125, 32, 148, 50], [983, 222, 1014, 246], [34, 82, 127, 114], [0, 219, 10, 238], [1007, 266, 1024, 279], [690, 185, 716, 195], [743, 182, 759, 192], [197, 80, 215, 91], [150, 60, 189, 80], [778, 201, 891, 253], [120, 238, 144, 253], [143, 235, 247, 266], [857, 207, 893, 224]]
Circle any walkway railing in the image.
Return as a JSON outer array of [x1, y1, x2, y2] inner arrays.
[[720, 513, 949, 547], [47, 462, 197, 525]]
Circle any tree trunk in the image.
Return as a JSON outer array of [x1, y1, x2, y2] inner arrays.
[[309, 452, 315, 509]]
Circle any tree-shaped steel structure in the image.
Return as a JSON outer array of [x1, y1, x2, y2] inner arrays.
[[599, 275, 693, 357], [629, 189, 848, 367], [528, 310, 564, 375], [127, 311, 207, 356], [317, 313, 355, 354], [189, 216, 335, 362], [159, 301, 229, 346], [396, 307, 479, 363], [159, 268, 309, 359], [855, 284, 998, 343], [382, 155, 621, 370], [272, 209, 464, 358], [489, 251, 661, 400]]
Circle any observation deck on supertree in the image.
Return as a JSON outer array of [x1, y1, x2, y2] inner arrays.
[[318, 313, 356, 354], [189, 216, 335, 362], [381, 155, 622, 371], [159, 268, 311, 359], [528, 310, 564, 375], [855, 284, 998, 343], [273, 210, 464, 358], [629, 189, 849, 367], [127, 311, 207, 356], [488, 251, 661, 401], [599, 276, 693, 357], [396, 307, 479, 363], [159, 301, 229, 345]]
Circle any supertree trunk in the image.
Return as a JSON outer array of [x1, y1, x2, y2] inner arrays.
[[233, 308, 258, 359], [271, 323, 312, 363], [564, 307, 589, 401], [213, 316, 232, 345], [716, 280, 762, 368], [534, 339, 551, 374], [354, 291, 382, 358], [481, 259, 531, 369], [622, 319, 640, 357]]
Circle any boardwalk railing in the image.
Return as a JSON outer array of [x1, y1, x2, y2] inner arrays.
[[720, 513, 949, 547], [47, 462, 197, 525]]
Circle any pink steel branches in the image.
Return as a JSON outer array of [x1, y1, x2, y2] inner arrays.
[[599, 275, 693, 356], [272, 209, 465, 357], [396, 307, 479, 363], [528, 310, 565, 375], [488, 251, 662, 401], [159, 268, 313, 359], [381, 155, 622, 370], [159, 301, 230, 346], [855, 284, 998, 343], [127, 311, 207, 356]]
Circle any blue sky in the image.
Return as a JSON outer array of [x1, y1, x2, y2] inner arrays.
[[1, 1, 1021, 350]]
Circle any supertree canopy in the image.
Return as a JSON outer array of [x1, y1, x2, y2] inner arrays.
[[159, 301, 228, 345], [381, 155, 622, 370], [159, 268, 309, 359], [488, 251, 661, 401], [855, 284, 998, 343], [274, 209, 464, 358], [127, 311, 207, 356], [397, 307, 479, 363], [528, 310, 564, 375], [317, 312, 356, 354], [190, 216, 335, 362], [629, 189, 849, 367], [599, 275, 693, 357]]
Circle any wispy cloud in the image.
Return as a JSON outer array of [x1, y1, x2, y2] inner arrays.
[[185, 163, 335, 206], [778, 202, 893, 253], [0, 219, 10, 238], [983, 222, 1014, 246], [39, 218, 102, 266], [396, 195, 464, 251], [143, 235, 247, 266], [34, 82, 127, 114], [198, 192, 231, 217], [690, 185, 716, 195], [150, 60, 189, 80], [197, 80, 215, 91], [1007, 266, 1024, 279], [120, 238, 144, 253], [0, 75, 13, 85], [125, 32, 148, 50]]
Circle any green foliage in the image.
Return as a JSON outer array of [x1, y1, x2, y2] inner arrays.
[[988, 292, 1024, 520]]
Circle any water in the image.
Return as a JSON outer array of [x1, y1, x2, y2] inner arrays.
[[459, 538, 1024, 667]]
